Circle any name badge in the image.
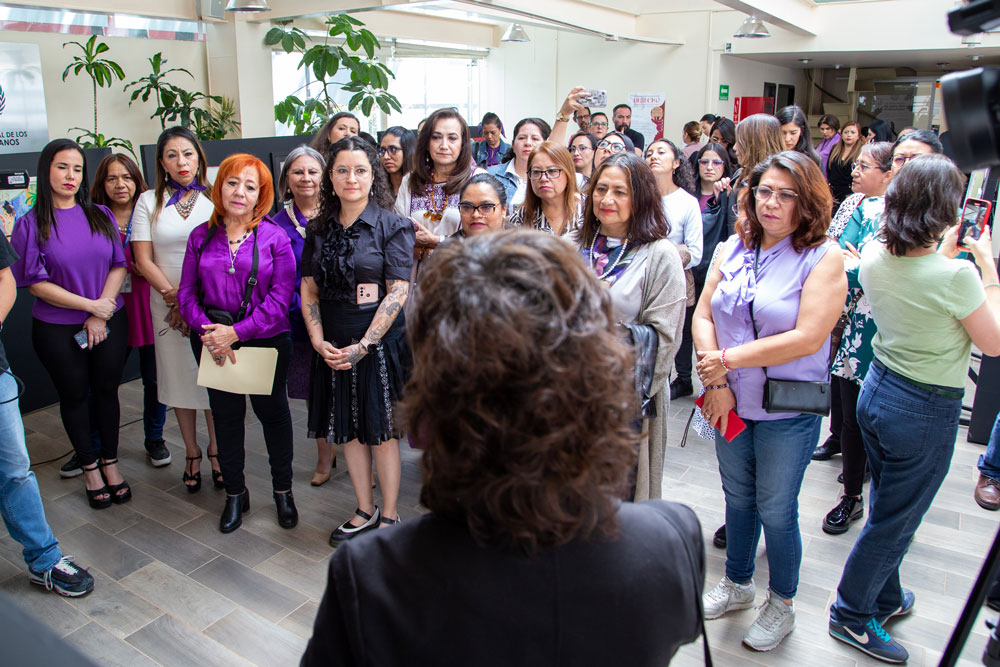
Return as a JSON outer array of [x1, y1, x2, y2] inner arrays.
[[121, 274, 132, 294], [356, 283, 378, 305]]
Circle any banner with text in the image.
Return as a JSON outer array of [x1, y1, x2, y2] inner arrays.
[[0, 43, 49, 154], [628, 93, 665, 146]]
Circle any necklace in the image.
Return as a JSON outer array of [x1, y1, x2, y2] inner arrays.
[[174, 191, 198, 219], [228, 228, 251, 245], [423, 183, 446, 223], [588, 226, 629, 281]]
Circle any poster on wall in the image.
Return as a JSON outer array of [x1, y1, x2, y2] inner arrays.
[[628, 93, 666, 146], [0, 43, 49, 154], [0, 176, 34, 237]]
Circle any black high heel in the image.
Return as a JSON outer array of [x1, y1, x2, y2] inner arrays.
[[183, 454, 202, 494], [207, 452, 224, 489], [220, 489, 250, 534], [98, 459, 132, 504], [82, 463, 111, 510]]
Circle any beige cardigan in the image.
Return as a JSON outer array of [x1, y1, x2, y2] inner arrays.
[[633, 239, 688, 501]]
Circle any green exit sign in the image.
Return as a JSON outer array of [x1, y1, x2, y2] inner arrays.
[[719, 85, 730, 101]]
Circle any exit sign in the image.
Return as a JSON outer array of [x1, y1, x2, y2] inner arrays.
[[719, 85, 730, 101]]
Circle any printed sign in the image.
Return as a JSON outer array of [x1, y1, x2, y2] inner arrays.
[[0, 43, 49, 154], [719, 85, 730, 101], [627, 93, 666, 145]]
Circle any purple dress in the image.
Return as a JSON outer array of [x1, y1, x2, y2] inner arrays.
[[272, 202, 312, 400]]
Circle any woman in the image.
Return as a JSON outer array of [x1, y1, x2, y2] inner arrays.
[[593, 131, 634, 171], [454, 174, 507, 237], [826, 121, 864, 207], [829, 155, 1000, 664], [301, 229, 704, 665], [816, 114, 842, 176], [777, 105, 823, 167], [472, 112, 510, 168], [692, 151, 846, 652], [710, 117, 738, 173], [272, 145, 335, 486], [91, 154, 169, 468], [310, 111, 360, 158], [378, 126, 415, 198], [177, 154, 297, 534], [508, 141, 580, 237], [395, 108, 483, 263], [302, 136, 415, 543], [132, 126, 221, 492], [681, 121, 703, 159], [487, 117, 551, 209], [589, 112, 610, 140], [579, 152, 686, 501], [694, 142, 732, 213], [570, 132, 597, 185], [11, 139, 131, 508], [868, 118, 896, 143]]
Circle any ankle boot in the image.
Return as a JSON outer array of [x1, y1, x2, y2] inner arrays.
[[274, 491, 298, 529], [219, 489, 250, 534]]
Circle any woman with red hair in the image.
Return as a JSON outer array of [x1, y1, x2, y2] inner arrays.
[[178, 153, 298, 534]]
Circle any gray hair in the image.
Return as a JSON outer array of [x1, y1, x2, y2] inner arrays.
[[278, 145, 326, 201]]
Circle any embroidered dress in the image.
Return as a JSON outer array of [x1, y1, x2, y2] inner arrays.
[[507, 201, 583, 239]]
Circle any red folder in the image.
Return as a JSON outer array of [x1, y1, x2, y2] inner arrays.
[[695, 394, 747, 442]]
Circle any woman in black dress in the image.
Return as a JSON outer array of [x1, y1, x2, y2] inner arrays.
[[300, 136, 415, 545]]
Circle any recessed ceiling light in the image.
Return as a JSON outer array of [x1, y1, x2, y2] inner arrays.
[[799, 58, 811, 64]]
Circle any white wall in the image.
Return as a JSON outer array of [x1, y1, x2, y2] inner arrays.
[[716, 56, 808, 119]]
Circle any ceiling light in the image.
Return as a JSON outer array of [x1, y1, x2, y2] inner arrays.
[[734, 15, 770, 39], [501, 23, 530, 42], [225, 0, 270, 11], [799, 58, 811, 64]]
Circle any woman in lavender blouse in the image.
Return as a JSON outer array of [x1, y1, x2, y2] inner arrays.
[[691, 151, 846, 652], [178, 154, 297, 534], [10, 139, 130, 509]]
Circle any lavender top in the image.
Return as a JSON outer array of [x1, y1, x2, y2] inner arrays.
[[272, 203, 309, 342], [817, 132, 841, 177], [178, 217, 295, 342], [710, 235, 836, 421], [11, 204, 126, 325]]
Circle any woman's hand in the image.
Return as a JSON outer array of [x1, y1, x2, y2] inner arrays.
[[695, 349, 730, 386], [412, 218, 440, 247], [88, 297, 116, 320], [713, 177, 732, 198], [166, 306, 189, 336], [328, 343, 367, 371], [201, 323, 239, 351], [161, 287, 178, 307], [83, 315, 108, 348], [559, 86, 587, 118], [967, 225, 996, 266], [701, 387, 737, 434], [938, 224, 962, 259]]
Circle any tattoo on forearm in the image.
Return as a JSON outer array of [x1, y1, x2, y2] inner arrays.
[[345, 344, 366, 365], [363, 281, 409, 344], [307, 301, 321, 327]]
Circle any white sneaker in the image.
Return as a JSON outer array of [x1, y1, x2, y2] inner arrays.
[[742, 592, 795, 651], [703, 576, 755, 619]]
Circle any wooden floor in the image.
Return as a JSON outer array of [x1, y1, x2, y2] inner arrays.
[[3, 371, 998, 666]]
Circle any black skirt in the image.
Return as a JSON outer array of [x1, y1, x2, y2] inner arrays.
[[306, 300, 409, 446]]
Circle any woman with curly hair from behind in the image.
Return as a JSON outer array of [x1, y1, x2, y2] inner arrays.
[[301, 229, 706, 666]]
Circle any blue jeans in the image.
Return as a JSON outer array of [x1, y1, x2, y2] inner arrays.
[[716, 412, 822, 599], [0, 369, 62, 573], [830, 360, 962, 626], [977, 413, 1000, 482]]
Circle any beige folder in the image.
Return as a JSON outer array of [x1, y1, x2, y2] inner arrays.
[[196, 346, 277, 395]]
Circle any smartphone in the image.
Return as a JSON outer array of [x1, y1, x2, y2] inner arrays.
[[74, 327, 111, 349], [579, 89, 607, 108], [959, 197, 992, 248]]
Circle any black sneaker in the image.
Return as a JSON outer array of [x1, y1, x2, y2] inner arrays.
[[144, 439, 172, 467], [822, 495, 864, 535], [713, 524, 727, 549], [670, 379, 694, 401], [28, 556, 95, 597], [59, 454, 83, 479]]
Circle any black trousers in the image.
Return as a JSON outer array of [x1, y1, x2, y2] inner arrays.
[[190, 333, 293, 495], [31, 309, 129, 467], [835, 375, 868, 497], [825, 377, 843, 447], [673, 278, 703, 385]]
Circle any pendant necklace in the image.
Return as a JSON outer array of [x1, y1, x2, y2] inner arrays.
[[589, 225, 629, 282], [226, 229, 250, 275]]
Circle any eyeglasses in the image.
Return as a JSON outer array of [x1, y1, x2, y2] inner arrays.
[[698, 159, 725, 167], [568, 145, 593, 154], [590, 121, 609, 129], [528, 168, 564, 181], [458, 202, 498, 216], [752, 185, 799, 206], [597, 141, 626, 153], [378, 146, 401, 156], [331, 167, 371, 179], [851, 161, 883, 173], [892, 154, 921, 167]]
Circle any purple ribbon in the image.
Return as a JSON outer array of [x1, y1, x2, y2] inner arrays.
[[165, 178, 207, 207]]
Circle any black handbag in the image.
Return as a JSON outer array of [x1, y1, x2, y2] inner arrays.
[[197, 225, 260, 327], [621, 322, 658, 419], [750, 247, 831, 417]]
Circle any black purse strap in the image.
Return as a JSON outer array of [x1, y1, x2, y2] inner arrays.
[[196, 225, 260, 322]]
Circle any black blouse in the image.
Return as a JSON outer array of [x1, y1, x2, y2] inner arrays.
[[302, 201, 415, 302], [827, 154, 855, 204]]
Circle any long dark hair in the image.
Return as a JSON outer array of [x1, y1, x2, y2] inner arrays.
[[776, 105, 822, 167], [892, 128, 943, 155], [645, 138, 695, 195], [311, 111, 360, 157], [581, 152, 669, 246], [310, 136, 394, 236], [381, 125, 416, 179], [869, 119, 896, 143], [880, 154, 965, 256], [409, 108, 475, 197], [709, 117, 738, 171], [33, 139, 116, 243], [91, 153, 149, 210], [693, 142, 733, 194], [153, 126, 210, 215], [501, 118, 552, 163]]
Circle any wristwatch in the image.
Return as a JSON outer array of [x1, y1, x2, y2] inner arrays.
[[555, 112, 570, 123], [359, 338, 377, 353]]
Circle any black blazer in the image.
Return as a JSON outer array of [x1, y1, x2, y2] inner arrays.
[[301, 500, 705, 666]]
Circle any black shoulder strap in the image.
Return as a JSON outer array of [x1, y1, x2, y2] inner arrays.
[[236, 229, 259, 322]]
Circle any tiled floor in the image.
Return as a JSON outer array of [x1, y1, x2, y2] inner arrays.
[[3, 372, 998, 666]]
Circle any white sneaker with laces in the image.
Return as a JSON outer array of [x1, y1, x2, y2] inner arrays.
[[742, 592, 795, 651], [703, 576, 755, 619]]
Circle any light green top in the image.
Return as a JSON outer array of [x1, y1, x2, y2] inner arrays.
[[859, 242, 985, 388]]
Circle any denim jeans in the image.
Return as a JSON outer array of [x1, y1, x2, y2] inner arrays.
[[977, 413, 1000, 482], [716, 412, 822, 599], [0, 369, 62, 573], [830, 359, 962, 627]]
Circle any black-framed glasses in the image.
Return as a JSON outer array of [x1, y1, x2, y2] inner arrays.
[[458, 202, 498, 216], [590, 121, 609, 128], [597, 141, 626, 153], [528, 168, 564, 181], [378, 146, 402, 156], [892, 154, 921, 167], [851, 161, 883, 173], [752, 185, 799, 206], [698, 159, 725, 167], [568, 145, 593, 154]]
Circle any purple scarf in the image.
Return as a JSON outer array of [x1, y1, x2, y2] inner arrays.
[[165, 177, 208, 207]]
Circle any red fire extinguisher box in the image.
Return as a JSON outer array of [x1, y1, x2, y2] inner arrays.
[[734, 97, 775, 122]]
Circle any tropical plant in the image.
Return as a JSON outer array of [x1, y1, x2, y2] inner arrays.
[[61, 36, 133, 156], [193, 96, 242, 141], [267, 14, 401, 134], [69, 128, 136, 158], [124, 52, 194, 129]]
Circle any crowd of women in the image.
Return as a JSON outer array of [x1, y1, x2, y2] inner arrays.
[[8, 90, 1000, 664]]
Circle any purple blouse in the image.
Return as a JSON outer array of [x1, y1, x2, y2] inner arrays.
[[271, 203, 309, 342], [710, 235, 836, 421], [11, 204, 126, 325], [177, 217, 295, 342], [817, 133, 841, 177]]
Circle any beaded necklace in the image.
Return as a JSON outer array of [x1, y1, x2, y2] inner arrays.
[[588, 226, 630, 281], [423, 182, 446, 223], [174, 191, 198, 219], [226, 228, 251, 275]]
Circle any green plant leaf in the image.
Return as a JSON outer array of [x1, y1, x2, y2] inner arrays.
[[343, 14, 364, 26], [387, 95, 402, 113], [264, 27, 284, 45], [95, 42, 109, 55], [376, 96, 389, 115], [292, 32, 306, 50], [281, 33, 294, 53], [361, 96, 373, 116], [348, 91, 364, 108]]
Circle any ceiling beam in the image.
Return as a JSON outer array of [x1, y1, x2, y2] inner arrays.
[[712, 0, 816, 37]]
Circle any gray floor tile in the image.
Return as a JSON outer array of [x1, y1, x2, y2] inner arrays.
[[253, 548, 330, 600], [189, 555, 307, 623], [176, 512, 283, 568], [0, 575, 90, 637], [205, 608, 307, 666], [49, 492, 146, 536], [125, 613, 253, 667], [57, 523, 153, 580], [65, 622, 160, 667], [65, 568, 162, 638], [117, 518, 220, 575], [119, 561, 236, 630], [277, 600, 319, 640]]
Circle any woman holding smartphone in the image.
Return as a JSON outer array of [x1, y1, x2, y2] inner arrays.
[[11, 139, 130, 509]]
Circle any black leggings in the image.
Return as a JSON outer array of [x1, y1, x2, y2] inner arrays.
[[32, 310, 129, 467], [190, 333, 293, 495], [835, 375, 868, 497]]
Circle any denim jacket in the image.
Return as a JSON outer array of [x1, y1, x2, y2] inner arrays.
[[473, 139, 511, 168], [486, 161, 521, 207]]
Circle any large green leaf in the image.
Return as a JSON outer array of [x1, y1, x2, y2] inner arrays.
[[264, 27, 284, 45]]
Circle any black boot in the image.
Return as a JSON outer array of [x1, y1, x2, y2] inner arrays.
[[713, 524, 726, 549], [219, 489, 250, 534], [670, 378, 693, 401], [274, 491, 298, 529], [811, 435, 841, 461], [822, 495, 864, 535]]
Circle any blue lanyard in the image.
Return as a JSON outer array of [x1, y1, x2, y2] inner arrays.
[[122, 208, 134, 246]]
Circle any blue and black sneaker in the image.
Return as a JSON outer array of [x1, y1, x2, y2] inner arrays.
[[28, 556, 95, 598], [830, 617, 908, 663], [877, 589, 915, 626]]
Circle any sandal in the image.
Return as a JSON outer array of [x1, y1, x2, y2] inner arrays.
[[83, 463, 111, 510], [207, 452, 224, 489], [98, 459, 131, 505], [184, 454, 202, 494]]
